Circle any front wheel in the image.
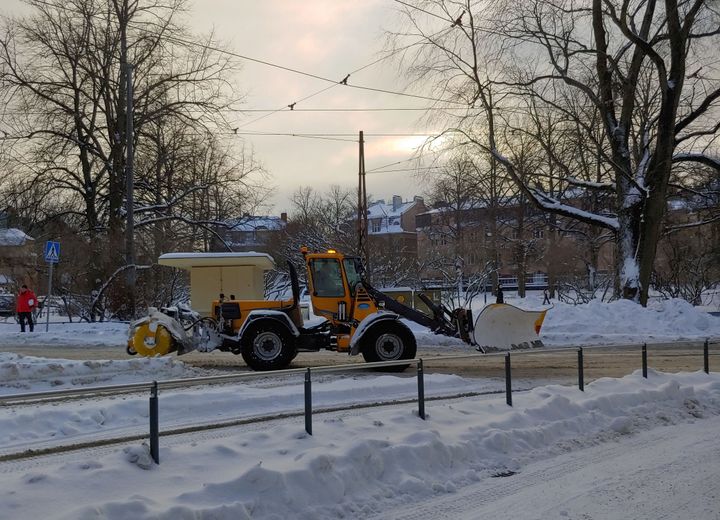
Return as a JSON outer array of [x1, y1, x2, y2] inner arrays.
[[361, 320, 417, 372], [241, 321, 297, 371]]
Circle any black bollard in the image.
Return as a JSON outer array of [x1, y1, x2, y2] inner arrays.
[[149, 381, 159, 464]]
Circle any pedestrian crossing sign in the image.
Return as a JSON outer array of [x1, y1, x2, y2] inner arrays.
[[44, 241, 60, 264]]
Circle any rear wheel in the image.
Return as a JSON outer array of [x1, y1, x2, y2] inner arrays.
[[361, 320, 416, 372], [241, 321, 297, 371]]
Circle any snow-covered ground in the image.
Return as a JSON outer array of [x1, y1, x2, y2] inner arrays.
[[0, 321, 127, 349], [0, 297, 717, 352], [0, 296, 718, 519], [0, 370, 717, 519], [0, 352, 208, 393], [0, 367, 486, 454]]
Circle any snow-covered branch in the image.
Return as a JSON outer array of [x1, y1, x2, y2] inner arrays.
[[672, 153, 720, 170], [490, 147, 620, 231], [530, 187, 620, 230], [564, 176, 614, 192]]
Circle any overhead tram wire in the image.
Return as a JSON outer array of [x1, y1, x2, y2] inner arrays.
[[0, 106, 470, 117], [235, 24, 459, 129], [366, 166, 445, 175], [128, 31, 468, 107], [226, 132, 357, 143], [365, 149, 440, 173], [28, 0, 466, 107], [14, 0, 492, 149], [236, 83, 338, 130]]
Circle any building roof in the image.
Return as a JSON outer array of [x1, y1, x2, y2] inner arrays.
[[227, 216, 286, 232], [368, 199, 421, 234], [0, 228, 34, 247]]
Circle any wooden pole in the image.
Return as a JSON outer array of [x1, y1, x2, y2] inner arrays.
[[358, 131, 370, 280]]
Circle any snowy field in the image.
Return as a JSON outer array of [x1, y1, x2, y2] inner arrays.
[[0, 370, 718, 519]]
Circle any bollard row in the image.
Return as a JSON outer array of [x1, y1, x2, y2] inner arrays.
[[145, 339, 714, 464]]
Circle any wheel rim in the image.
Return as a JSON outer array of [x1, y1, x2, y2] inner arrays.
[[375, 333, 402, 360], [253, 331, 283, 361]]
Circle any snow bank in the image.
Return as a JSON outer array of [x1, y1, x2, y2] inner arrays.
[[1, 370, 718, 519], [541, 297, 720, 345], [0, 353, 208, 393], [408, 295, 720, 348], [0, 371, 480, 453], [0, 321, 127, 348]]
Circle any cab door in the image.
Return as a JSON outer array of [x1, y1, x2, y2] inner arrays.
[[307, 257, 351, 322]]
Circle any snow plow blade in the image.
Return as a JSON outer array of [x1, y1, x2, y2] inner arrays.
[[472, 303, 548, 352]]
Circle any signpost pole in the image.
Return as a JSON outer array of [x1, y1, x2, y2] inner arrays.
[[45, 261, 53, 332], [43, 241, 60, 332]]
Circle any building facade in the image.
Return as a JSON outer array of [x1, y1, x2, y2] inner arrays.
[[415, 199, 616, 291], [366, 196, 427, 286]]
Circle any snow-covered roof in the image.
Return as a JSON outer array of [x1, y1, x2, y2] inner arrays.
[[158, 252, 275, 270], [368, 199, 421, 234], [227, 216, 286, 232], [368, 200, 416, 220], [418, 200, 488, 216], [0, 228, 34, 247]]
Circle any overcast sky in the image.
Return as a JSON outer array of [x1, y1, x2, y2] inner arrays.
[[191, 0, 445, 213], [3, 0, 448, 214]]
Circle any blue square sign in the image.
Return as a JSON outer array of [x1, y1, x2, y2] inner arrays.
[[44, 241, 60, 264]]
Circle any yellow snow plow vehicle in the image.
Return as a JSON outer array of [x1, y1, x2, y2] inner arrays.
[[128, 248, 548, 370]]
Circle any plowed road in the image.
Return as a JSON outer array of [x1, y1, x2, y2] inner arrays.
[[2, 341, 717, 381]]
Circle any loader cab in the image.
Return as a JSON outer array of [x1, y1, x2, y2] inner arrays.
[[304, 250, 373, 324]]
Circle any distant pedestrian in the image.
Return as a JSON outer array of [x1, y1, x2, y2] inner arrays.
[[543, 289, 551, 305], [496, 287, 504, 304], [16, 284, 37, 332]]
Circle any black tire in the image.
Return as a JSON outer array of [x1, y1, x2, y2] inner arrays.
[[240, 320, 297, 371], [361, 320, 417, 372]]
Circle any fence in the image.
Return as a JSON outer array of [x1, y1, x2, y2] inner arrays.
[[0, 339, 716, 465]]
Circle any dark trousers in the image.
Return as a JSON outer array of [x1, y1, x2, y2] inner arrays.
[[18, 312, 34, 332]]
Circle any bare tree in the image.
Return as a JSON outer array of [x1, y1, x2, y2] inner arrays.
[[0, 0, 265, 317], [388, 0, 720, 305]]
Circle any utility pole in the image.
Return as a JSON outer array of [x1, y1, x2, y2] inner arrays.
[[357, 131, 370, 280]]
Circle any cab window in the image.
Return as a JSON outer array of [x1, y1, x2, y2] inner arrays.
[[310, 259, 345, 297], [343, 258, 363, 296]]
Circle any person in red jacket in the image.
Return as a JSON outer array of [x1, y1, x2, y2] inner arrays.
[[16, 284, 38, 332]]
